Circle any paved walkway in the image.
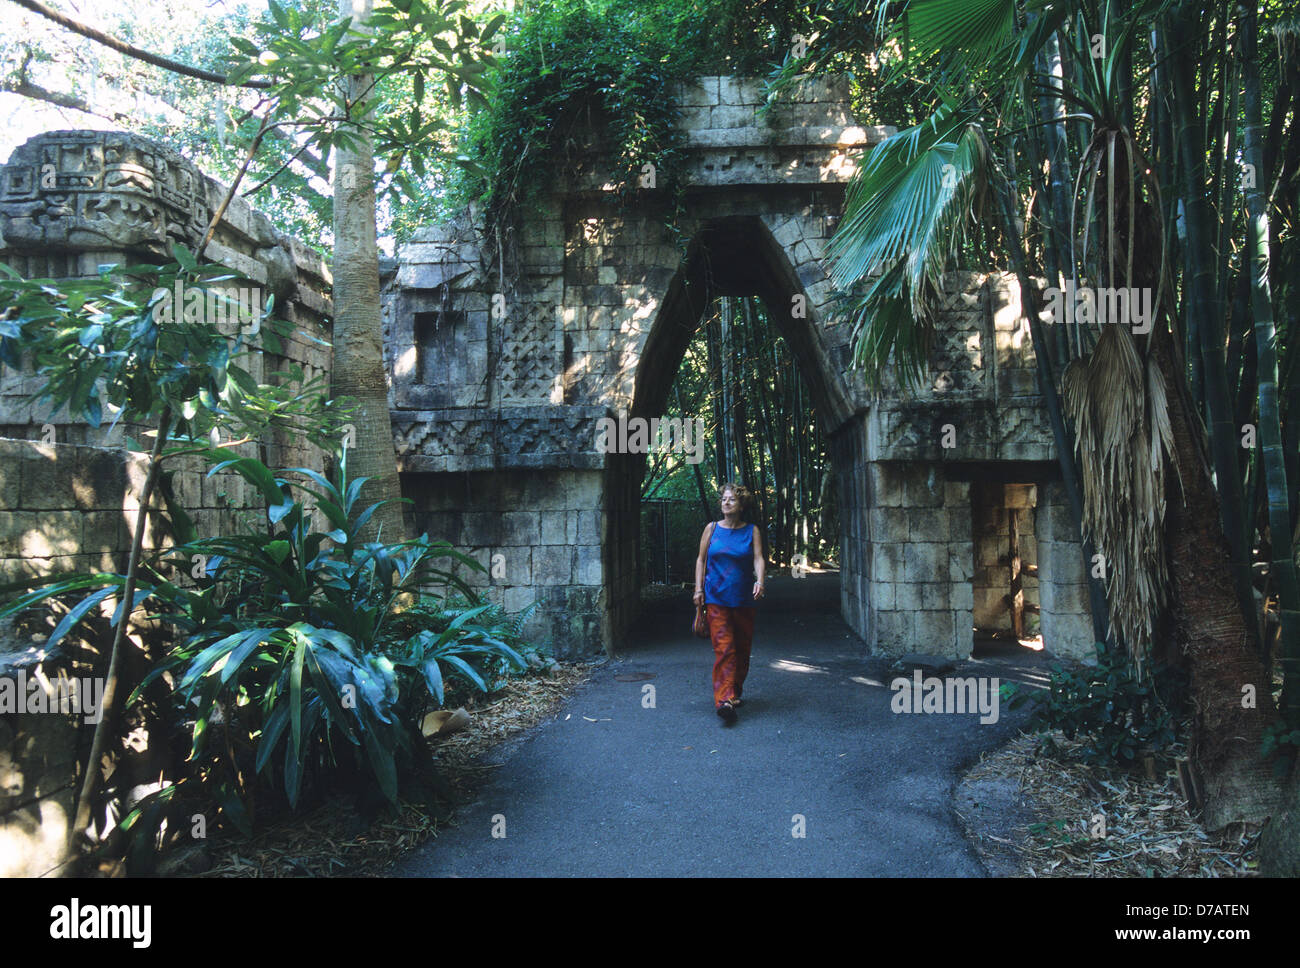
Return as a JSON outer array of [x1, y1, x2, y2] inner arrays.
[[393, 574, 1049, 877]]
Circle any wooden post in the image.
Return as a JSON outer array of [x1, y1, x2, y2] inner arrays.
[[1008, 507, 1025, 639]]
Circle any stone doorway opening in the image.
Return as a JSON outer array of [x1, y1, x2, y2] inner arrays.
[[613, 215, 848, 635], [970, 481, 1043, 655]]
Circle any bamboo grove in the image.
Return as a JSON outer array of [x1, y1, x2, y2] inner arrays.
[[640, 295, 835, 576], [794, 0, 1300, 863]]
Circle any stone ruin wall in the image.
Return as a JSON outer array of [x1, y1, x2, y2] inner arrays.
[[0, 129, 333, 877], [381, 76, 1095, 662], [0, 83, 1100, 872]]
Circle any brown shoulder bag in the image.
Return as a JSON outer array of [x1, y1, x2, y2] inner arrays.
[[692, 522, 716, 638]]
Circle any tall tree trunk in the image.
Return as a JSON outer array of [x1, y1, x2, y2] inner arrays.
[[1157, 321, 1281, 829], [1243, 0, 1300, 875], [1168, 8, 1259, 652], [720, 296, 736, 482], [331, 0, 408, 543], [1240, 0, 1300, 717]]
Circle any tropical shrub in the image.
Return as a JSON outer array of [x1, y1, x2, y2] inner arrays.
[[1004, 643, 1179, 767], [2, 445, 532, 851]]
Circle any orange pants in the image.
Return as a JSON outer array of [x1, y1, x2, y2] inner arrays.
[[707, 604, 755, 707]]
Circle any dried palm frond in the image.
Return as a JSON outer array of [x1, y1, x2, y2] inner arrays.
[[1064, 325, 1172, 660]]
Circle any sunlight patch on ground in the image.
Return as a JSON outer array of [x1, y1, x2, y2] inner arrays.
[[849, 676, 885, 687], [769, 658, 829, 675]]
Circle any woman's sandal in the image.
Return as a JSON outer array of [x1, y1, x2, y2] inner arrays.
[[716, 700, 738, 724]]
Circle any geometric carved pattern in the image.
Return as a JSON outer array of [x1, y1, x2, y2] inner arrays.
[[928, 293, 987, 396], [1, 130, 209, 252], [394, 407, 608, 465], [498, 303, 559, 404]]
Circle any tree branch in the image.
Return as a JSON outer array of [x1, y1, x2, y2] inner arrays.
[[0, 77, 130, 123], [8, 0, 272, 89]]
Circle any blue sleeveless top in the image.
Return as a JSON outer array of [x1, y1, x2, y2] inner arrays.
[[704, 522, 755, 608]]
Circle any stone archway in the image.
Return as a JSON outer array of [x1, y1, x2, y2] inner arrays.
[[0, 82, 1096, 663], [382, 75, 1094, 661], [601, 212, 863, 641]]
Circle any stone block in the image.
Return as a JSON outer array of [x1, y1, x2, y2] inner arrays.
[[504, 585, 538, 614], [1004, 483, 1037, 509], [976, 535, 1004, 567], [951, 582, 975, 611], [903, 543, 947, 584], [913, 610, 957, 656], [575, 510, 602, 543], [17, 446, 76, 511], [716, 76, 748, 105], [501, 511, 539, 545], [870, 543, 904, 583], [576, 545, 602, 585], [894, 581, 924, 611], [499, 548, 530, 585], [1051, 581, 1089, 615], [540, 510, 567, 545], [942, 480, 969, 507], [461, 512, 500, 546], [0, 511, 39, 557], [1042, 541, 1087, 584], [708, 103, 755, 129], [908, 508, 948, 542], [19, 512, 82, 558], [871, 581, 895, 610], [676, 77, 718, 106], [868, 507, 907, 541], [81, 511, 123, 552], [873, 609, 912, 653], [1041, 610, 1096, 659], [869, 463, 904, 508], [900, 465, 944, 507], [532, 546, 574, 585], [948, 548, 975, 584]]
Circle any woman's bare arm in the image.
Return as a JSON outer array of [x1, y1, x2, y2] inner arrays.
[[752, 526, 766, 599], [694, 523, 713, 604]]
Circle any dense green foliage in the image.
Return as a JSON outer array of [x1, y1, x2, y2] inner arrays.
[[1005, 645, 1180, 766], [0, 248, 338, 442], [1, 445, 531, 859], [142, 447, 525, 811]]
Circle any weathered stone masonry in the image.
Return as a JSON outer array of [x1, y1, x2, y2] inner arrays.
[[0, 78, 1099, 872], [0, 129, 333, 877], [382, 76, 1095, 661]]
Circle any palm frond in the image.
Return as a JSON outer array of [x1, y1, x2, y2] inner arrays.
[[904, 0, 1018, 65], [826, 102, 990, 387]]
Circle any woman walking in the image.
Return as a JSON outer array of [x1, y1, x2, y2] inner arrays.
[[694, 483, 766, 724]]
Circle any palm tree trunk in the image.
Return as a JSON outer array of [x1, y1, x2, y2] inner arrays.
[[331, 0, 408, 543], [1156, 321, 1281, 828]]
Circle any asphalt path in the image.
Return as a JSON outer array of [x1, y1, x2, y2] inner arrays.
[[392, 573, 1051, 877]]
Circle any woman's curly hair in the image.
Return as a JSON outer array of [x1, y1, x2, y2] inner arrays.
[[718, 482, 757, 522]]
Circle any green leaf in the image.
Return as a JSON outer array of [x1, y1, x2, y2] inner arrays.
[[422, 656, 445, 705], [214, 780, 253, 837], [290, 632, 306, 761], [257, 702, 291, 774], [440, 653, 487, 693]]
